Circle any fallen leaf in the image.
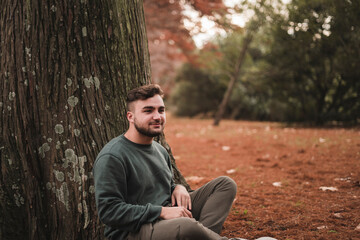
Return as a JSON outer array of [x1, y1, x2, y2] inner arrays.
[[185, 176, 204, 184], [272, 182, 282, 187], [222, 146, 231, 151], [175, 133, 184, 138], [334, 177, 351, 182], [226, 169, 236, 174], [317, 225, 328, 230], [355, 223, 360, 231], [319, 186, 338, 192]]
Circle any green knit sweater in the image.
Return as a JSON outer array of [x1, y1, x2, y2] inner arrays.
[[93, 135, 176, 240]]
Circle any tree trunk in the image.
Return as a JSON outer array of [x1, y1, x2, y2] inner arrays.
[[0, 0, 187, 239], [213, 34, 253, 126], [155, 134, 191, 191]]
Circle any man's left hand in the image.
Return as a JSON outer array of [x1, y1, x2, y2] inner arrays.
[[171, 185, 192, 210]]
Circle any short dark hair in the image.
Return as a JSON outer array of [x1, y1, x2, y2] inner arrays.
[[126, 84, 164, 110]]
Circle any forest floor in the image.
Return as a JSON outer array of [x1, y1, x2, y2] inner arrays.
[[164, 115, 360, 240]]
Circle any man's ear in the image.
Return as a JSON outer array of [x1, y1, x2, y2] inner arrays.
[[127, 111, 134, 123]]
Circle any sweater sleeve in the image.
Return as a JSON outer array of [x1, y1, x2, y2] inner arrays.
[[167, 155, 177, 193], [93, 154, 162, 232]]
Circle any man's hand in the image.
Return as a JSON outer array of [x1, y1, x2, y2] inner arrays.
[[159, 206, 192, 220], [171, 185, 192, 210]]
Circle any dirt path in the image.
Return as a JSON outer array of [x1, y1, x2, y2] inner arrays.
[[165, 116, 360, 240]]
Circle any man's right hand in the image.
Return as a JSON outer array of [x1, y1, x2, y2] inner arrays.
[[159, 206, 193, 220]]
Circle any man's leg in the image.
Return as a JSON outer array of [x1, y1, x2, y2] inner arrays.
[[127, 217, 228, 240], [127, 219, 278, 240], [190, 176, 237, 234]]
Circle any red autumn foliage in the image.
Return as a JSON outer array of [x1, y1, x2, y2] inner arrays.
[[144, 0, 228, 94]]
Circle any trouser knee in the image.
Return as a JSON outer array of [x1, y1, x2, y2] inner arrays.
[[176, 218, 209, 239], [216, 176, 237, 197]]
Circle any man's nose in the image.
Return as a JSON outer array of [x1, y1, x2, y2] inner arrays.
[[153, 111, 161, 119]]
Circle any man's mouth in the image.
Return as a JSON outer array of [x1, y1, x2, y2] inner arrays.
[[150, 122, 162, 127]]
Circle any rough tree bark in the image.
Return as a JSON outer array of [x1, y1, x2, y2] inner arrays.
[[0, 0, 187, 239]]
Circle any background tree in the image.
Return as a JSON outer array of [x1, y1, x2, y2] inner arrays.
[[169, 30, 269, 121], [170, 0, 360, 125], [212, 29, 253, 126], [263, 0, 360, 124], [170, 0, 281, 122], [170, 63, 226, 117], [212, 0, 285, 125], [0, 0, 187, 239], [143, 0, 227, 95]]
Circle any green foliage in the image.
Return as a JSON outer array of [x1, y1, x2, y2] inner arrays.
[[170, 31, 270, 120], [243, 209, 248, 215], [171, 30, 277, 120], [170, 64, 225, 117], [263, 0, 360, 124], [171, 0, 360, 124]]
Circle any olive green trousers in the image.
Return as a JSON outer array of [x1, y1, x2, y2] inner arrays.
[[127, 176, 237, 240]]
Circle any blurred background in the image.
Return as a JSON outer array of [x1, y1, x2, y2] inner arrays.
[[143, 0, 360, 125]]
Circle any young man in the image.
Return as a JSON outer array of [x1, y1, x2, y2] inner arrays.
[[93, 84, 276, 240]]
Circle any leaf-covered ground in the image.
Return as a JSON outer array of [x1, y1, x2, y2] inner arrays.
[[165, 115, 360, 240]]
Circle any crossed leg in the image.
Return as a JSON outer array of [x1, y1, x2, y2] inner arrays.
[[190, 176, 237, 234], [127, 176, 237, 240]]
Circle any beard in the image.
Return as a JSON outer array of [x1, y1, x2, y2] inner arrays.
[[134, 119, 164, 138]]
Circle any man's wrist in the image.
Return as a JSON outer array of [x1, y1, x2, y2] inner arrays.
[[171, 184, 177, 193], [159, 206, 167, 219]]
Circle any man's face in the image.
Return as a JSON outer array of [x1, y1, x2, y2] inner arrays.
[[129, 94, 166, 138]]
